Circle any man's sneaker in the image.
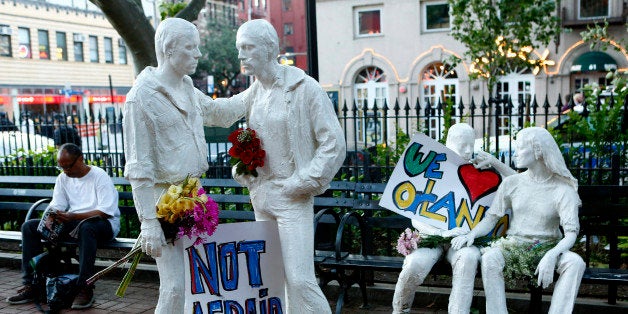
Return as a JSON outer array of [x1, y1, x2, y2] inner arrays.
[[71, 285, 94, 310], [6, 285, 37, 305]]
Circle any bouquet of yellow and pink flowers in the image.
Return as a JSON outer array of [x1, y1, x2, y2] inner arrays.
[[156, 176, 219, 245], [87, 176, 219, 297]]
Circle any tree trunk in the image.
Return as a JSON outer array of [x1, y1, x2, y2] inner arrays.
[[90, 0, 206, 76]]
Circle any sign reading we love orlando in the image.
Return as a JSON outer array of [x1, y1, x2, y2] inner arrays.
[[379, 133, 509, 234]]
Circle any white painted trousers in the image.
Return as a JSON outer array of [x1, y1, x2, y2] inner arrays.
[[481, 247, 585, 314], [149, 183, 186, 314], [252, 193, 332, 314], [392, 245, 480, 314], [154, 240, 185, 313]]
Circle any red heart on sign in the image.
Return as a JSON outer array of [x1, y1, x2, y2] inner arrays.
[[457, 164, 502, 205]]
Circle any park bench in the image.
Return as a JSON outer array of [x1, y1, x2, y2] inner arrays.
[[316, 183, 628, 313], [2, 176, 626, 313], [0, 175, 355, 267]]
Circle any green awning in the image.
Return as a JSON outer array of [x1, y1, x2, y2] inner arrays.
[[570, 51, 617, 73]]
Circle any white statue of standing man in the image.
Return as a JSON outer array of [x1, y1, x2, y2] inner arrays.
[[392, 123, 514, 314], [123, 18, 246, 313], [452, 127, 585, 314], [229, 19, 346, 313]]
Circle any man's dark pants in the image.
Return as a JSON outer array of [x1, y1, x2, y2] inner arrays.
[[21, 218, 113, 286]]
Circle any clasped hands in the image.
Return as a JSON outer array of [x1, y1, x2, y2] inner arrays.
[[471, 151, 499, 169]]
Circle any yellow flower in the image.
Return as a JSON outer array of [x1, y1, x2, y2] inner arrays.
[[167, 185, 183, 197], [188, 177, 200, 189], [198, 193, 208, 203]]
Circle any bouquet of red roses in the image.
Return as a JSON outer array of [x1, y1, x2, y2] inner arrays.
[[228, 128, 265, 177]]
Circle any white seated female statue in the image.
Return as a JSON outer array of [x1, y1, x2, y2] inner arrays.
[[452, 127, 585, 314], [392, 123, 514, 314]]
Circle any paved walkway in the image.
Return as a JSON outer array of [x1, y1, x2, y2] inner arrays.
[[0, 265, 626, 313], [0, 266, 412, 314]]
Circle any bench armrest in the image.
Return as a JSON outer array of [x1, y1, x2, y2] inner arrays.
[[24, 198, 51, 222], [334, 210, 367, 261]]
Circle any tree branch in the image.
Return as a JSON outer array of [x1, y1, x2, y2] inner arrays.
[[90, 0, 157, 75], [175, 0, 205, 21]]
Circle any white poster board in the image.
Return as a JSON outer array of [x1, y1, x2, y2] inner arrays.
[[379, 133, 509, 234], [183, 221, 286, 313]]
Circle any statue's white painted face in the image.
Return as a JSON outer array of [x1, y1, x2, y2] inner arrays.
[[236, 33, 267, 76], [446, 124, 475, 161], [167, 29, 201, 76], [514, 136, 535, 169], [447, 134, 474, 161]]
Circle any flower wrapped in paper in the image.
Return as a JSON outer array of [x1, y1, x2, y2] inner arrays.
[[228, 128, 266, 177]]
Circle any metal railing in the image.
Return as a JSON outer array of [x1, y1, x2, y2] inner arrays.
[[1, 92, 626, 185]]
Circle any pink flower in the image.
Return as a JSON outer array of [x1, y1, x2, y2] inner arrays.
[[396, 228, 421, 256]]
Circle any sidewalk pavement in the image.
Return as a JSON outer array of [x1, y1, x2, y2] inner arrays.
[[0, 265, 409, 314], [0, 263, 627, 313]]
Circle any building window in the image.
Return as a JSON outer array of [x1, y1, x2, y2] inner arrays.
[[282, 0, 291, 11], [579, 0, 609, 19], [354, 6, 382, 37], [0, 25, 12, 57], [424, 1, 450, 31], [37, 30, 50, 60], [74, 42, 84, 61], [495, 70, 534, 136], [283, 23, 294, 35], [56, 31, 67, 61], [118, 38, 127, 65], [18, 27, 31, 59], [420, 62, 459, 139], [89, 35, 99, 63], [104, 37, 113, 63], [73, 34, 84, 62], [354, 66, 388, 144]]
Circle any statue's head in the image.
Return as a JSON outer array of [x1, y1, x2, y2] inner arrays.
[[236, 19, 280, 75], [516, 127, 577, 189], [446, 123, 475, 161], [154, 18, 200, 67]]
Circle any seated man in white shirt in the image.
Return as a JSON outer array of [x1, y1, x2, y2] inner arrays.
[[6, 143, 121, 310]]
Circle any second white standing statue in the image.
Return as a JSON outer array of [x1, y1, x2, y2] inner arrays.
[[231, 19, 346, 313]]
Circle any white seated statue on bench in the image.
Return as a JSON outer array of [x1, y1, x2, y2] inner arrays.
[[452, 127, 585, 314], [392, 123, 515, 314]]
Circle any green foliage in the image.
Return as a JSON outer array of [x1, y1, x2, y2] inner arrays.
[[195, 19, 241, 96], [558, 83, 627, 183], [555, 21, 628, 184], [580, 19, 627, 52], [159, 1, 187, 20], [495, 240, 557, 288], [369, 127, 411, 181], [448, 0, 561, 92], [1, 146, 58, 176], [439, 99, 460, 144]]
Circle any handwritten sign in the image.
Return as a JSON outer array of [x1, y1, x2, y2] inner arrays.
[[380, 133, 508, 234], [183, 221, 286, 313]]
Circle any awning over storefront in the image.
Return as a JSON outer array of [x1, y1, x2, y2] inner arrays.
[[570, 51, 618, 73]]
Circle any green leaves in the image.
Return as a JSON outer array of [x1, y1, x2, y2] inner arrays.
[[448, 0, 560, 91]]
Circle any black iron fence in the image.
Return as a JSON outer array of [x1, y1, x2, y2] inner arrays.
[[1, 92, 626, 185]]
